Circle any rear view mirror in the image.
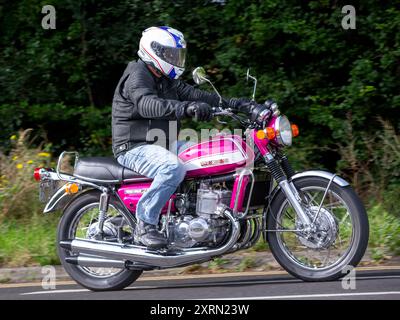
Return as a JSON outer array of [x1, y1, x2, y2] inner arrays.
[[192, 67, 208, 85]]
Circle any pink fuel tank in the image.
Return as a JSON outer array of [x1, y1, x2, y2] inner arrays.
[[178, 134, 254, 178]]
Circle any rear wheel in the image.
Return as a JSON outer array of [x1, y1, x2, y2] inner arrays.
[[266, 176, 369, 281], [57, 190, 143, 291]]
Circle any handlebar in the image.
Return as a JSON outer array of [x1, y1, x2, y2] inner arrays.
[[186, 104, 233, 118], [185, 104, 194, 117], [211, 106, 231, 117], [187, 103, 270, 127]]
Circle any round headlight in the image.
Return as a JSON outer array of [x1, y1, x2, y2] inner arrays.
[[275, 115, 292, 146]]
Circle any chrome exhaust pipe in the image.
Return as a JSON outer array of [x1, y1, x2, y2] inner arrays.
[[65, 255, 126, 268], [60, 209, 240, 268]]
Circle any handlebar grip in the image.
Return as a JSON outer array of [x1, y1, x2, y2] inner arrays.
[[186, 104, 197, 117], [187, 104, 225, 118]]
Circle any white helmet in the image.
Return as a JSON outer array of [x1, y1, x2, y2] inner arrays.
[[138, 26, 187, 80]]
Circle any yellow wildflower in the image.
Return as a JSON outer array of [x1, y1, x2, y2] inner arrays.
[[12, 155, 18, 161], [16, 163, 23, 169], [10, 135, 17, 140], [38, 152, 51, 158], [27, 160, 34, 164]]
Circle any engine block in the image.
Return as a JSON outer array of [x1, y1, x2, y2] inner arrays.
[[196, 184, 231, 216], [168, 185, 232, 248]]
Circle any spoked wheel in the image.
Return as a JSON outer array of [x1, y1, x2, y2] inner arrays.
[[267, 176, 369, 281], [57, 190, 143, 291]]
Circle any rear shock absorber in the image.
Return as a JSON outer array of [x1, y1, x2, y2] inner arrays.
[[97, 190, 110, 239]]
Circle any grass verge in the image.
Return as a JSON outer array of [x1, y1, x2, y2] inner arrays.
[[0, 213, 60, 267]]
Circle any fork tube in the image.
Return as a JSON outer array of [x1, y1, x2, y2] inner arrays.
[[278, 153, 296, 179], [278, 180, 311, 226], [264, 153, 312, 227]]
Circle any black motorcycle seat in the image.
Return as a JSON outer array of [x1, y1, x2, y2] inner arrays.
[[73, 157, 150, 184]]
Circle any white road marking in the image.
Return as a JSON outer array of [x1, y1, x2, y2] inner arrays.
[[20, 285, 158, 295], [19, 275, 400, 296], [201, 291, 400, 300], [3, 265, 400, 289], [21, 288, 89, 295]]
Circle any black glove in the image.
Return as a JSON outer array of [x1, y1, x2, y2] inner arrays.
[[185, 102, 212, 121], [225, 97, 253, 114]]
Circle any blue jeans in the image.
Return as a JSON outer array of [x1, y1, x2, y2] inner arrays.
[[117, 142, 190, 225]]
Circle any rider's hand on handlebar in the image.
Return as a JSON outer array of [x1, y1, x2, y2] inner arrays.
[[185, 102, 213, 121], [225, 97, 253, 113], [224, 97, 276, 125]]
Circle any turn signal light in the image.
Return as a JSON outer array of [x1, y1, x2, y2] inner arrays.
[[256, 130, 266, 140], [266, 127, 276, 140], [65, 183, 79, 194], [291, 124, 299, 137]]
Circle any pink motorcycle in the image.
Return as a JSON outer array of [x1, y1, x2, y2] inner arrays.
[[34, 67, 369, 291]]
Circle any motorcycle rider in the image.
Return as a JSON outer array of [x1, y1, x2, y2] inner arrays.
[[112, 26, 266, 248]]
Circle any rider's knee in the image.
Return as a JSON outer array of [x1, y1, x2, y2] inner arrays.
[[167, 160, 187, 182]]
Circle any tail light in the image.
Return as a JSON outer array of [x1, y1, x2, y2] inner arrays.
[[33, 167, 54, 182], [33, 168, 53, 181], [33, 167, 42, 181]]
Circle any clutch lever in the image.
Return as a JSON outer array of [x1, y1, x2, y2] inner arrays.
[[216, 117, 228, 125]]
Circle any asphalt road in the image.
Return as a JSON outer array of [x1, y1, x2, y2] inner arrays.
[[0, 267, 399, 300]]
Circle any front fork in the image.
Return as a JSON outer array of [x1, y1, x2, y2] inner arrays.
[[264, 153, 312, 228]]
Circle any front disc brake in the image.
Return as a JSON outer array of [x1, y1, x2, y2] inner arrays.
[[296, 206, 338, 249]]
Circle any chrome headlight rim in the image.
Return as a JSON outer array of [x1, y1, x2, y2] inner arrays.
[[275, 115, 292, 146]]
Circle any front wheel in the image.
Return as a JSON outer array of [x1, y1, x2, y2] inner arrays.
[[266, 176, 369, 281]]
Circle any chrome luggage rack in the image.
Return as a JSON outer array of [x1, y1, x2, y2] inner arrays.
[[56, 151, 79, 179], [43, 151, 108, 192]]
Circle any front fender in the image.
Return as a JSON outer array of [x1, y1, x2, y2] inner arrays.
[[291, 170, 349, 187], [268, 170, 350, 204], [43, 186, 93, 213]]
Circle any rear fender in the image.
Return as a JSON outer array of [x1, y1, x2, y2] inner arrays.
[[44, 187, 94, 213]]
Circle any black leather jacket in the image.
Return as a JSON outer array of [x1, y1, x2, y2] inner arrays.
[[112, 59, 250, 157]]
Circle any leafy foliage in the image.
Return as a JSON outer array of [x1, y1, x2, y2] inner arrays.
[[0, 1, 399, 199], [0, 130, 53, 219]]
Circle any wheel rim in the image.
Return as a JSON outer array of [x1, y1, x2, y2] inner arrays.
[[66, 202, 134, 278], [275, 186, 356, 271]]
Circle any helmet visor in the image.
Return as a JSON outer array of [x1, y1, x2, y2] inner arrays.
[[151, 41, 186, 68]]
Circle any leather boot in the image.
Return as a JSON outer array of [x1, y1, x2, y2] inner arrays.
[[135, 219, 167, 249]]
